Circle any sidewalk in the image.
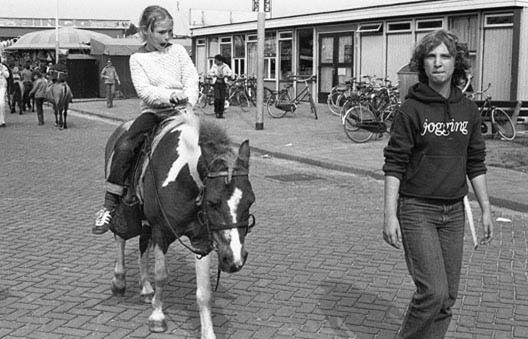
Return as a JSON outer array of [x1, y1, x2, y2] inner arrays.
[[70, 98, 528, 213]]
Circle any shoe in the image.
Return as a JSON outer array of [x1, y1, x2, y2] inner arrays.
[[92, 208, 115, 235], [0, 124, 5, 128]]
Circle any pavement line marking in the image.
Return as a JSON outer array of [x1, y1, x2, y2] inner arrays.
[[68, 109, 122, 126]]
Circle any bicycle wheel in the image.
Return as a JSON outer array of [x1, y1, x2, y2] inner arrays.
[[327, 91, 341, 116], [239, 92, 250, 112], [491, 107, 516, 140], [309, 94, 318, 119], [266, 92, 289, 118], [343, 105, 375, 143]]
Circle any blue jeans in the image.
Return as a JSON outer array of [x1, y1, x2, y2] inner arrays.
[[397, 196, 465, 339]]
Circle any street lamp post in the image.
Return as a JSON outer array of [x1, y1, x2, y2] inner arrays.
[[254, 0, 269, 130]]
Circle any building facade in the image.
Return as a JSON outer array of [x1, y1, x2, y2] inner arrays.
[[190, 0, 528, 102]]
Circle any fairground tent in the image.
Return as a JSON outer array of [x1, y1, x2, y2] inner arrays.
[[6, 26, 112, 50]]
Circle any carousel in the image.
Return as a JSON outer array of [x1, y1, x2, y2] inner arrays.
[[4, 27, 113, 98]]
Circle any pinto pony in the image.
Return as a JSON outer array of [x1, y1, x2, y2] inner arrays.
[[104, 106, 255, 337]]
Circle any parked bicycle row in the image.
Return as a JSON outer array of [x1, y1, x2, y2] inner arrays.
[[327, 75, 517, 143]]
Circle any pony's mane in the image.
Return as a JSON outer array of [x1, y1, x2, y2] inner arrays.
[[199, 120, 236, 171]]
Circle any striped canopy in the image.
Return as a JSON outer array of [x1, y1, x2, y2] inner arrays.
[[6, 27, 113, 50]]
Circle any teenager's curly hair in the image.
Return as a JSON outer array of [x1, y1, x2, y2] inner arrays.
[[410, 29, 470, 86]]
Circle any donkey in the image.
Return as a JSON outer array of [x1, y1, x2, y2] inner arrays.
[[104, 106, 255, 338]]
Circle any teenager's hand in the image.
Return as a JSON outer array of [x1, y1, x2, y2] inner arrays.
[[480, 210, 493, 245], [383, 214, 402, 249]]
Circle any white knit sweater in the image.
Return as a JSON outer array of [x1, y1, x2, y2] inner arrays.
[[130, 44, 199, 113]]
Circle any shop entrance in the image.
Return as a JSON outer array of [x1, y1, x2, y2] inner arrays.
[[318, 33, 354, 103]]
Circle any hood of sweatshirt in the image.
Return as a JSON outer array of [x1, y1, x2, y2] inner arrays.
[[406, 82, 465, 121]]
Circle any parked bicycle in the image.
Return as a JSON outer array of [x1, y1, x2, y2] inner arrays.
[[245, 75, 274, 106], [197, 75, 215, 115], [342, 78, 400, 142], [227, 74, 250, 112], [266, 74, 317, 119], [468, 83, 516, 141]]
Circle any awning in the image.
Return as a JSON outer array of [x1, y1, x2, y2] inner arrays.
[[6, 26, 113, 50]]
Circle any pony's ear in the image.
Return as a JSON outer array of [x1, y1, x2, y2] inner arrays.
[[235, 140, 250, 169]]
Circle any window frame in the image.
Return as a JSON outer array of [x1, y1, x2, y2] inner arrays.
[[386, 21, 412, 33], [357, 23, 383, 33], [415, 18, 444, 31], [484, 13, 514, 28]]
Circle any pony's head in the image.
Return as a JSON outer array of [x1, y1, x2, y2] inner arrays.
[[201, 139, 255, 273]]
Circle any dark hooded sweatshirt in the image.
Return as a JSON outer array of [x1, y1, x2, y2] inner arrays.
[[383, 82, 487, 201]]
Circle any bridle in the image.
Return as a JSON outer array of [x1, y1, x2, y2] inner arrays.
[[147, 153, 255, 257], [197, 168, 256, 241]]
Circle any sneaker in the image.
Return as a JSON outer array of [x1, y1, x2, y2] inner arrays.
[[92, 208, 114, 235]]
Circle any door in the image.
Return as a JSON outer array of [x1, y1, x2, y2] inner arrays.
[[318, 33, 353, 102]]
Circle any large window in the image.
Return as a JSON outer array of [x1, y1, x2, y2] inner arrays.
[[220, 37, 232, 67], [195, 39, 206, 76], [297, 29, 313, 76], [233, 35, 245, 75], [247, 35, 257, 77], [279, 32, 292, 80], [264, 32, 277, 80], [207, 37, 219, 69]]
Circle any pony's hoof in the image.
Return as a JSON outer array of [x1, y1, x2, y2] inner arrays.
[[149, 318, 168, 333], [140, 292, 154, 304], [54, 123, 59, 127], [110, 282, 126, 296]]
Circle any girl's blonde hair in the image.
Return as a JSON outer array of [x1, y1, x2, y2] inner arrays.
[[138, 6, 173, 51]]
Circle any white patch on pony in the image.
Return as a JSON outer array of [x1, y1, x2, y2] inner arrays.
[[227, 188, 243, 263], [150, 308, 165, 322], [161, 123, 203, 189]]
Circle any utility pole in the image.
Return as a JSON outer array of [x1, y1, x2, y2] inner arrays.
[[55, 0, 59, 64], [254, 0, 269, 130]]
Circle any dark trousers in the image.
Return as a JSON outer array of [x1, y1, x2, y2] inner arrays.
[[106, 83, 114, 108], [35, 98, 44, 124], [397, 197, 465, 339], [213, 81, 226, 116], [23, 81, 32, 110], [106, 113, 163, 189]]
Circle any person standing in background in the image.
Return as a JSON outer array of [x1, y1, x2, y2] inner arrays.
[[208, 54, 233, 119], [21, 64, 33, 112], [29, 71, 48, 125], [100, 59, 121, 108], [0, 57, 9, 127]]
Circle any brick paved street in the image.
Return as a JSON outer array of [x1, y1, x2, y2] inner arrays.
[[0, 108, 527, 338]]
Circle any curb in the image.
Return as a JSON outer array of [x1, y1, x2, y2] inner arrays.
[[71, 108, 528, 213]]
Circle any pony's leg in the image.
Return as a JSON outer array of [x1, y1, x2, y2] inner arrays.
[[139, 229, 154, 303], [148, 243, 168, 333], [63, 104, 68, 129], [111, 235, 127, 296], [195, 254, 216, 339], [54, 105, 59, 127]]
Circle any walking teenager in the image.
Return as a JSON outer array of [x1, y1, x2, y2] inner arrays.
[[92, 5, 199, 234], [382, 30, 493, 339], [208, 54, 233, 119]]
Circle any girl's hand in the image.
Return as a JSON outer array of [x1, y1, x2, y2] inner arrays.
[[383, 214, 402, 249], [170, 91, 188, 105]]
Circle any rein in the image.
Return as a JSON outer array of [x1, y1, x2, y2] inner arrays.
[[146, 155, 255, 257]]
